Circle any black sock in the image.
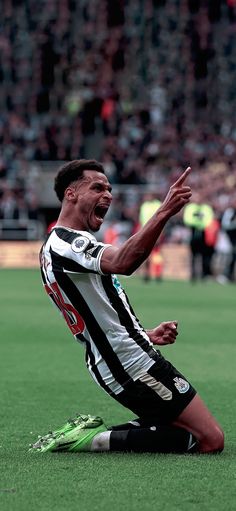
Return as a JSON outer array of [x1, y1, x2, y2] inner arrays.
[[110, 426, 197, 454], [109, 420, 141, 431], [109, 416, 162, 431]]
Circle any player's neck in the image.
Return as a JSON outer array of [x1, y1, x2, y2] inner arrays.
[[56, 210, 86, 231]]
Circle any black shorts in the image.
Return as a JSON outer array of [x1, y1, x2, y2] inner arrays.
[[112, 350, 196, 424]]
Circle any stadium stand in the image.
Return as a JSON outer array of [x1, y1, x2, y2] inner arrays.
[[0, 0, 236, 278]]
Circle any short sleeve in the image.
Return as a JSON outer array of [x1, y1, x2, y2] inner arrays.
[[69, 234, 110, 274], [52, 229, 111, 275]]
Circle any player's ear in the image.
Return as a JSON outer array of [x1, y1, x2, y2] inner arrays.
[[64, 185, 77, 202]]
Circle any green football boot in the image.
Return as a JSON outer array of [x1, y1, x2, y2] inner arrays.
[[30, 414, 107, 453]]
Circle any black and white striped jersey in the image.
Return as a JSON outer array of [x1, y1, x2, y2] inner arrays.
[[40, 226, 157, 396]]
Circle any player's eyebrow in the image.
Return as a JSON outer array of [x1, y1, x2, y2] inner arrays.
[[92, 181, 112, 192]]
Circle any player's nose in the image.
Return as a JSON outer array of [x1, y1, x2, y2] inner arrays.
[[103, 189, 113, 201]]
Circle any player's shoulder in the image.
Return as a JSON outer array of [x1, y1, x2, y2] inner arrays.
[[55, 227, 94, 244], [50, 227, 100, 255]]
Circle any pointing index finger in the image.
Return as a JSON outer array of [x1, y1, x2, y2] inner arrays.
[[173, 166, 191, 187]]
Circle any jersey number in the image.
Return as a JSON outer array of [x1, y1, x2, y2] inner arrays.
[[44, 282, 85, 335]]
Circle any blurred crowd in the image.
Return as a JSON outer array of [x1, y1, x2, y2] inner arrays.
[[0, 0, 236, 278]]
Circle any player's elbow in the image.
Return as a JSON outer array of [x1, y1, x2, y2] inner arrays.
[[104, 248, 146, 275], [109, 256, 139, 276], [113, 264, 136, 276], [102, 258, 135, 275], [119, 250, 147, 275], [123, 267, 136, 276]]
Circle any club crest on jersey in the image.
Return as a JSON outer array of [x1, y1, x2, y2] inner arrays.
[[72, 236, 90, 253], [173, 377, 190, 394]]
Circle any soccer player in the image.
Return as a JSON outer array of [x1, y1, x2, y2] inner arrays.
[[32, 159, 224, 455]]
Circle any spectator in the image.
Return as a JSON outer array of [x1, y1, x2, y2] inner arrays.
[[219, 197, 236, 282], [183, 193, 214, 281]]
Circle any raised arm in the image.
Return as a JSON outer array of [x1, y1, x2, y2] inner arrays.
[[101, 167, 192, 275]]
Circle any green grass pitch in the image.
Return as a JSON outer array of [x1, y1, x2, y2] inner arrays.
[[0, 269, 236, 511]]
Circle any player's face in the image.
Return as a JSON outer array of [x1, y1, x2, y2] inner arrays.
[[72, 171, 113, 232]]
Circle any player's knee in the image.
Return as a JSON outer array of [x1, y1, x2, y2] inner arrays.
[[199, 426, 224, 454], [209, 427, 224, 453]]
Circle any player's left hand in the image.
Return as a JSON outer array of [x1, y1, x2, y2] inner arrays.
[[148, 321, 178, 345]]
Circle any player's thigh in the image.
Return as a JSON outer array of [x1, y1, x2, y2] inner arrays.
[[113, 356, 196, 424]]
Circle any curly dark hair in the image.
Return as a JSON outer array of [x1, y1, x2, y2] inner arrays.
[[54, 159, 105, 202]]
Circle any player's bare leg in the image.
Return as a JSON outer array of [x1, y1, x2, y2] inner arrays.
[[172, 394, 224, 453]]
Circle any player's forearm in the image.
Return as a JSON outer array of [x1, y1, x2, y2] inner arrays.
[[108, 208, 169, 275]]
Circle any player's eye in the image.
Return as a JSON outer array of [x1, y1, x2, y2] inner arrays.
[[93, 184, 102, 191]]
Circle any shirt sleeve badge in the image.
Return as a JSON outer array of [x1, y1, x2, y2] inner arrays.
[[71, 236, 90, 253]]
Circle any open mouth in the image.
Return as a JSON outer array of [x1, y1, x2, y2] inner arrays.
[[94, 205, 109, 221]]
